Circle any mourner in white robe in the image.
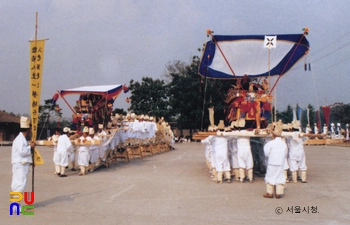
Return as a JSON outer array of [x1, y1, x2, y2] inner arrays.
[[201, 136, 216, 180], [228, 135, 240, 181], [323, 124, 328, 135], [57, 127, 73, 177], [286, 130, 308, 183], [51, 129, 60, 175], [11, 117, 34, 192], [77, 128, 91, 175], [88, 128, 101, 172], [331, 123, 335, 139], [263, 121, 288, 198], [201, 136, 217, 181], [213, 136, 231, 183], [237, 136, 254, 183], [97, 124, 108, 162], [67, 130, 78, 171]]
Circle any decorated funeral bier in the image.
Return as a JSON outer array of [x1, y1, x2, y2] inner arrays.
[[36, 85, 175, 171], [195, 28, 312, 138]]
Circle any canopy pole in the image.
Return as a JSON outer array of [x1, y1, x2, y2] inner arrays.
[[207, 29, 236, 78], [57, 90, 76, 114], [270, 30, 308, 93], [201, 76, 208, 131]]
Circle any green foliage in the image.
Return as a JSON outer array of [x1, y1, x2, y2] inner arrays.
[[128, 77, 171, 120], [38, 99, 61, 125], [113, 108, 127, 115], [276, 104, 293, 123], [330, 103, 350, 126], [128, 56, 233, 131]]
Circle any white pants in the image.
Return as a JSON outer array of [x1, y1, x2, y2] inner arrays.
[[53, 150, 60, 165], [289, 154, 307, 172], [78, 151, 89, 167], [214, 137, 230, 172], [11, 163, 30, 192], [238, 148, 253, 169], [58, 151, 69, 167]]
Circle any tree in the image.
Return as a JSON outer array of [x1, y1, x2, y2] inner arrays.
[[167, 56, 232, 132], [330, 103, 350, 126], [276, 104, 293, 123], [113, 108, 127, 116], [128, 77, 171, 120], [167, 56, 208, 131], [37, 99, 63, 139]]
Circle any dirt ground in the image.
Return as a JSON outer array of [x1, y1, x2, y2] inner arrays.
[[1, 142, 349, 225]]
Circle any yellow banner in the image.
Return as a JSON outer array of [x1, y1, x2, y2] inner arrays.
[[29, 39, 45, 141], [34, 148, 44, 165], [30, 39, 45, 165]]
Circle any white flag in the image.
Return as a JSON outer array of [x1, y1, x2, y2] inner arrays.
[[264, 36, 277, 48]]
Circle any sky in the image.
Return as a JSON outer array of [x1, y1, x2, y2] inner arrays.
[[1, 0, 350, 119]]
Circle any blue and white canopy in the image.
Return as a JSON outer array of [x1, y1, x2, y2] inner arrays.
[[199, 34, 310, 79]]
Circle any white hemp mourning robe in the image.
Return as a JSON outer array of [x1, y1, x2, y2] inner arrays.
[[264, 137, 288, 185], [213, 136, 230, 172], [78, 136, 92, 167], [237, 137, 253, 169], [11, 132, 32, 192], [286, 132, 307, 172], [57, 134, 73, 167]]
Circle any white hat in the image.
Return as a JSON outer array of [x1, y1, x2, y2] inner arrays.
[[273, 120, 283, 136], [98, 124, 103, 129], [292, 120, 300, 129], [83, 127, 89, 133], [89, 127, 95, 135], [282, 124, 288, 130], [20, 116, 30, 128], [63, 127, 70, 133]]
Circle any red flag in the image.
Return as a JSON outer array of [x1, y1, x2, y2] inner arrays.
[[322, 106, 330, 126]]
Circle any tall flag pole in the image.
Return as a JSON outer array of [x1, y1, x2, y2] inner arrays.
[[29, 12, 46, 192], [264, 35, 277, 122]]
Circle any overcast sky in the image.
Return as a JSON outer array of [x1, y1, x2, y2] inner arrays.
[[1, 0, 349, 118]]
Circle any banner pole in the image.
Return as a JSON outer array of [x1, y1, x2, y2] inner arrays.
[[31, 12, 39, 193]]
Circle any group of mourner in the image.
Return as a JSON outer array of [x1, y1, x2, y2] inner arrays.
[[202, 120, 308, 199], [10, 114, 349, 200], [11, 114, 174, 193], [50, 113, 175, 177]]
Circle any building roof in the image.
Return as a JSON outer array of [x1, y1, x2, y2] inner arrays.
[[0, 110, 20, 123]]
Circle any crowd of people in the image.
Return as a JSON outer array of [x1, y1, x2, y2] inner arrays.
[[48, 113, 175, 177], [10, 114, 176, 205], [202, 120, 308, 199]]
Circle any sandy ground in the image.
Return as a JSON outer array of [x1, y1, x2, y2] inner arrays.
[[1, 142, 349, 225]]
